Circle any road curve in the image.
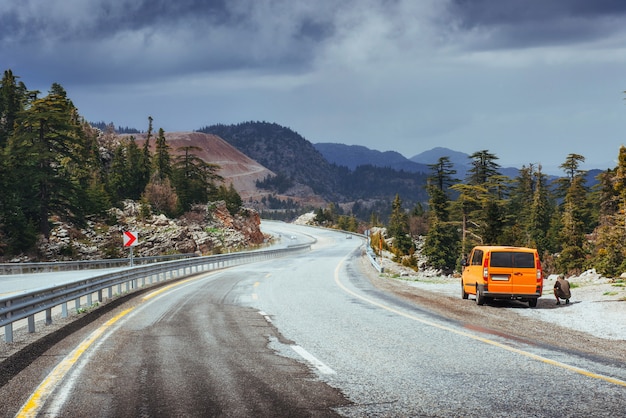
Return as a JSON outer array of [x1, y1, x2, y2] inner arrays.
[[3, 224, 625, 417]]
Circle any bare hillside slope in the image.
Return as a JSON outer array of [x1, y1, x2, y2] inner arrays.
[[134, 131, 273, 200]]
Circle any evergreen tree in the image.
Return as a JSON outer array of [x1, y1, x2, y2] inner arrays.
[[450, 183, 487, 252], [463, 151, 507, 246], [504, 165, 535, 246], [126, 136, 148, 200], [589, 148, 626, 276], [214, 183, 243, 215], [388, 194, 412, 253], [5, 84, 85, 237], [528, 165, 554, 254], [423, 163, 460, 271], [152, 128, 172, 181], [466, 150, 500, 186], [427, 156, 458, 193], [556, 154, 589, 274], [107, 144, 131, 203], [0, 69, 28, 147], [172, 145, 221, 212], [139, 116, 154, 192]]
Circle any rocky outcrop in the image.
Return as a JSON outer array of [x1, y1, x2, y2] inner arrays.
[[36, 201, 267, 261]]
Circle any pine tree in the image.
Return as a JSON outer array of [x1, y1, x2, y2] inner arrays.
[[388, 194, 412, 254], [5, 84, 85, 237], [127, 136, 147, 200], [138, 116, 154, 191], [528, 165, 554, 254], [152, 128, 172, 181], [466, 150, 500, 186], [172, 145, 221, 212], [0, 69, 28, 147], [107, 145, 131, 203], [427, 156, 458, 193], [556, 154, 589, 274], [423, 163, 460, 272], [461, 150, 507, 246], [504, 165, 535, 246], [589, 147, 626, 276]]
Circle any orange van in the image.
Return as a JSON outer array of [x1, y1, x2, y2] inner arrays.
[[461, 246, 543, 307]]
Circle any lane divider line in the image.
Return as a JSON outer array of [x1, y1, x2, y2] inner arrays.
[[291, 345, 336, 375], [258, 311, 273, 323], [257, 311, 334, 375], [252, 281, 260, 300], [333, 255, 626, 388]]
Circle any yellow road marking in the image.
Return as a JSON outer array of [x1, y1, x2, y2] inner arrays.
[[17, 308, 134, 418], [334, 256, 626, 388], [142, 276, 198, 301], [17, 273, 212, 417]]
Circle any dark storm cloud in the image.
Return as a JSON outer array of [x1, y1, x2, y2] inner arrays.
[[1, 1, 624, 171], [0, 1, 336, 86], [449, 0, 626, 48]]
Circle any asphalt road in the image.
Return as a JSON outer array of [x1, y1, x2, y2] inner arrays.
[[3, 224, 625, 417]]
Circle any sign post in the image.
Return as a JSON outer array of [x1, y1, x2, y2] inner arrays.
[[123, 231, 139, 266]]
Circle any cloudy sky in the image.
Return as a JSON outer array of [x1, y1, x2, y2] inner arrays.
[[2, 0, 625, 173]]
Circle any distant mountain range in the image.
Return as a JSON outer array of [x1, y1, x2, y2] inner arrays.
[[314, 143, 521, 179], [96, 121, 607, 214], [194, 123, 607, 206]]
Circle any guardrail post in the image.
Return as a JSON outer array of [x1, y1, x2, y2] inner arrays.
[[4, 323, 13, 343], [28, 315, 35, 333], [62, 302, 68, 318], [75, 298, 80, 312], [108, 287, 113, 299], [97, 290, 103, 303], [87, 293, 93, 306], [45, 308, 52, 325]]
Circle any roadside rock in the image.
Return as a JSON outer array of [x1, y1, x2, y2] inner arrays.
[[34, 201, 266, 261]]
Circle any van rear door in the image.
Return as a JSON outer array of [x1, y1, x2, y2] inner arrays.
[[489, 250, 537, 295], [487, 251, 514, 294]]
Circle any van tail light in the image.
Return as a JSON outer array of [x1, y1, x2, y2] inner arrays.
[[483, 255, 489, 280], [536, 258, 542, 280]]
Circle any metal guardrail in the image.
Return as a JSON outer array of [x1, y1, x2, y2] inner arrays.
[[366, 248, 384, 273], [0, 253, 199, 275], [0, 244, 311, 343]]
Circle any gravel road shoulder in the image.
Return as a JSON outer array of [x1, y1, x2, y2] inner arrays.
[[355, 254, 626, 365]]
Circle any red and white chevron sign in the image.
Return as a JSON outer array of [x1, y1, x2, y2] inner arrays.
[[123, 231, 138, 247]]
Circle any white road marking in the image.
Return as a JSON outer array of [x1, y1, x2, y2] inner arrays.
[[291, 345, 336, 375], [258, 311, 273, 323]]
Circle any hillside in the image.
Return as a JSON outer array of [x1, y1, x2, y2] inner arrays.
[[132, 131, 274, 201], [198, 122, 430, 208], [198, 122, 339, 199]]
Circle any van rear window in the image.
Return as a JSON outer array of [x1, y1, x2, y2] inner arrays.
[[490, 252, 535, 268]]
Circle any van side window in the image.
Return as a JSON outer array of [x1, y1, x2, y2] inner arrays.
[[470, 249, 483, 266]]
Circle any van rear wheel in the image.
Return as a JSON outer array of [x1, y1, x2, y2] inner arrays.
[[461, 281, 468, 299], [528, 298, 537, 308], [475, 287, 485, 305]]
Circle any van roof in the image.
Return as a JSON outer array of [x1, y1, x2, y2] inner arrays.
[[471, 245, 537, 252]]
